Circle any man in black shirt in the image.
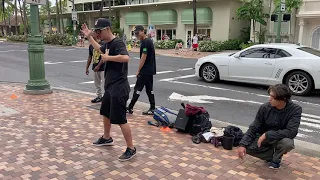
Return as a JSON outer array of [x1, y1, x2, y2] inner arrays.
[[238, 84, 302, 169], [127, 25, 156, 115], [81, 18, 136, 161], [86, 32, 105, 103]]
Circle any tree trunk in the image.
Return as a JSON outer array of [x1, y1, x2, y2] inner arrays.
[[59, 0, 64, 33], [108, 0, 111, 19], [46, 0, 52, 34], [23, 0, 28, 34], [55, 0, 60, 33], [2, 0, 7, 36], [14, 0, 18, 35], [193, 0, 197, 36], [18, 0, 26, 35], [253, 20, 256, 43], [100, 0, 104, 18], [292, 8, 298, 43]]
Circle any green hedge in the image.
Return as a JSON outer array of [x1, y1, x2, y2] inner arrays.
[[199, 39, 243, 52], [7, 34, 73, 46], [154, 40, 176, 49]]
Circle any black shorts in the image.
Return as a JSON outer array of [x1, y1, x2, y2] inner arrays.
[[100, 93, 129, 124], [134, 75, 153, 92]]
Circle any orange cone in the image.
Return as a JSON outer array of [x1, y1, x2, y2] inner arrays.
[[160, 127, 171, 132], [10, 94, 18, 99]]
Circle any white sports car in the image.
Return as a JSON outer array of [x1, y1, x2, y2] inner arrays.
[[195, 43, 320, 96]]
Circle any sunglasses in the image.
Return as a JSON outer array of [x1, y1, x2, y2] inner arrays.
[[94, 27, 108, 34]]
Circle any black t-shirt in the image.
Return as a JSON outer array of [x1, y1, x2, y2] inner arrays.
[[139, 38, 156, 75], [100, 38, 130, 97], [89, 41, 105, 71]]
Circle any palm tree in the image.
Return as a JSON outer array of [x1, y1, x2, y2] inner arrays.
[[14, 0, 18, 35], [55, 0, 60, 33], [17, 0, 26, 35], [236, 0, 269, 43], [46, 0, 52, 34], [59, 0, 64, 33]]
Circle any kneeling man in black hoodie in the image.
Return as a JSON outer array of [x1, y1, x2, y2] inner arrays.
[[238, 84, 302, 169]]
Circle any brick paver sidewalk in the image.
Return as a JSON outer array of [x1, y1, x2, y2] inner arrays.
[[1, 83, 320, 180]]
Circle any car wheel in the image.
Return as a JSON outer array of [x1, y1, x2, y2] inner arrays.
[[201, 63, 219, 83], [285, 71, 313, 96]]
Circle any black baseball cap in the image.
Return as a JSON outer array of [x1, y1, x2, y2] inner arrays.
[[134, 25, 144, 33], [94, 18, 112, 30]]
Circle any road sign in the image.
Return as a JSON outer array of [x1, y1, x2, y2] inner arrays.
[[25, 0, 46, 5], [281, 3, 286, 12], [72, 11, 77, 21]]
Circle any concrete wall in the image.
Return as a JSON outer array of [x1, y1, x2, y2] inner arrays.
[[228, 0, 249, 40]]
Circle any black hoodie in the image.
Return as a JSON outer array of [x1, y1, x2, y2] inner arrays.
[[239, 101, 302, 147]]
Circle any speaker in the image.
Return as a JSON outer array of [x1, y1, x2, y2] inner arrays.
[[283, 14, 291, 21], [271, 14, 277, 22]]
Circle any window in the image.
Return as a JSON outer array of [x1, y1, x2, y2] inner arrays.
[[93, 2, 102, 10], [298, 47, 320, 57], [240, 48, 277, 58], [157, 29, 176, 40], [75, 4, 83, 11], [197, 29, 211, 41], [84, 3, 92, 11], [274, 49, 292, 58]]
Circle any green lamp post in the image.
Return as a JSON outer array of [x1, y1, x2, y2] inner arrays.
[[24, 1, 52, 95], [275, 0, 286, 43]]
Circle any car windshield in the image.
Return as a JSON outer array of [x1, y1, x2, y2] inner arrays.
[[298, 47, 320, 57]]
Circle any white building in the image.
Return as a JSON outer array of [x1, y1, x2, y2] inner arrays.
[[64, 0, 248, 44]]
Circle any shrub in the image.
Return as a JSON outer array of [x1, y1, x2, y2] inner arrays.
[[239, 42, 255, 50], [154, 40, 176, 49], [173, 39, 184, 45], [6, 35, 28, 42], [221, 39, 243, 50], [7, 34, 72, 46], [198, 40, 224, 52]]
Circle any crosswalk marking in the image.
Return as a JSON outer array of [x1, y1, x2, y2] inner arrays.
[[79, 68, 194, 84]]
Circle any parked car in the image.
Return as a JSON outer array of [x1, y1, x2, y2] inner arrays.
[[195, 43, 320, 96]]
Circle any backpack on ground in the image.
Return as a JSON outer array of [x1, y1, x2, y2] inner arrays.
[[153, 107, 178, 127], [189, 112, 212, 136]]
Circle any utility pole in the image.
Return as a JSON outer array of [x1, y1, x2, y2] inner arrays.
[[24, 0, 52, 94], [276, 0, 286, 43], [193, 0, 197, 36]]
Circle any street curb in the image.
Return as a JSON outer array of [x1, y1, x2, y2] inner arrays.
[[51, 86, 320, 157]]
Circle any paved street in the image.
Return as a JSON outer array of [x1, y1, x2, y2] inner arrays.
[[1, 41, 320, 146]]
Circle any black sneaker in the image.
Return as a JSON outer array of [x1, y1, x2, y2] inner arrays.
[[118, 147, 136, 161], [269, 161, 281, 169], [93, 136, 114, 146], [142, 109, 154, 116], [126, 108, 133, 114], [91, 97, 102, 103]]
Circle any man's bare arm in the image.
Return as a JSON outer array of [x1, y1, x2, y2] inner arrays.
[[137, 53, 147, 74], [87, 36, 103, 54], [86, 55, 92, 70]]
